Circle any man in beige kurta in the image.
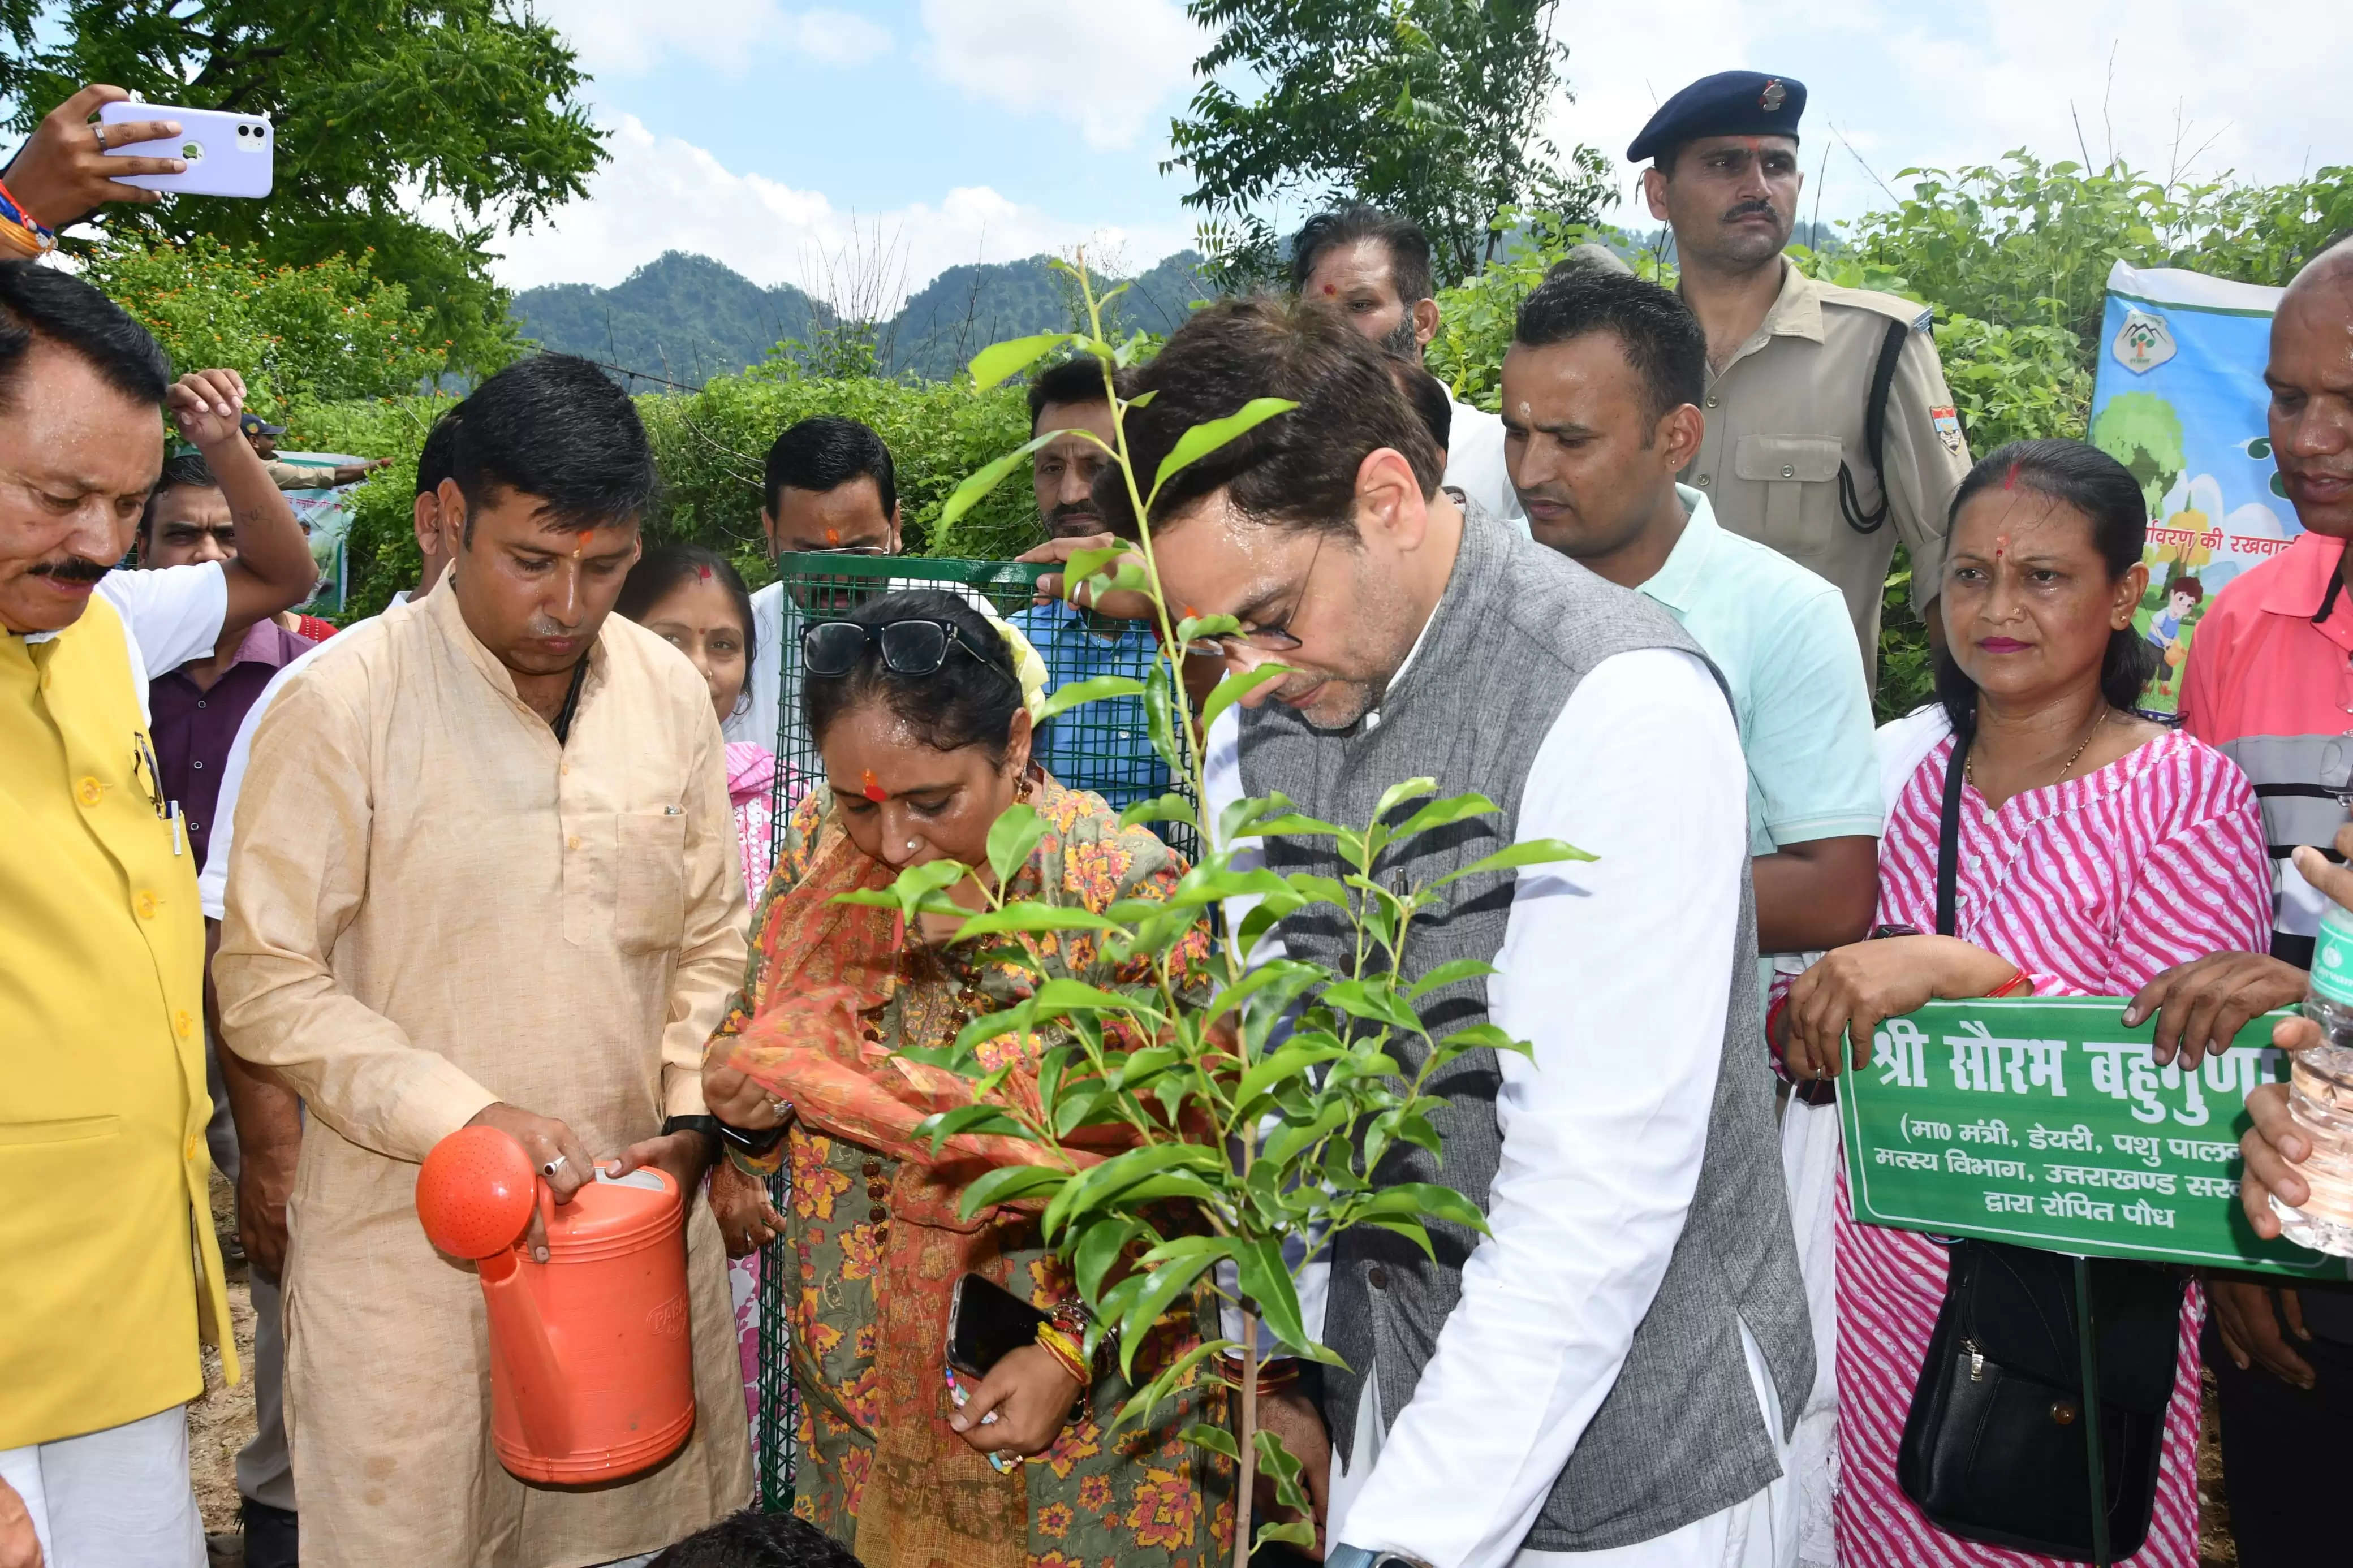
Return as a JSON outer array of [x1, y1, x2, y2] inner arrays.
[[214, 571, 752, 1565]]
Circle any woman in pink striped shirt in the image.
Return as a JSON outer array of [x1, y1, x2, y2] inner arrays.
[[1777, 440, 2273, 1566]]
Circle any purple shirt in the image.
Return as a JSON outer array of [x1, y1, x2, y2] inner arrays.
[[149, 617, 321, 870]]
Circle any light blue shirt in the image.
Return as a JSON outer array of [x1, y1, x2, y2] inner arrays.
[[1008, 598, 1170, 813], [1637, 485, 1882, 864]]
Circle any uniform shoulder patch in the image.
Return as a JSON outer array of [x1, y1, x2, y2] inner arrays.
[[1930, 405, 1964, 457], [1820, 282, 1936, 329], [1912, 306, 1935, 333]]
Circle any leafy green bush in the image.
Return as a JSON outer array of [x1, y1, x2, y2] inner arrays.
[[81, 237, 452, 414]]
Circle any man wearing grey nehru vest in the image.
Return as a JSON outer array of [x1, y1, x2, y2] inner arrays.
[[1101, 297, 1811, 1568]]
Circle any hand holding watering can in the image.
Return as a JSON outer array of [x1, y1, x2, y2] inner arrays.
[[415, 1111, 703, 1484]]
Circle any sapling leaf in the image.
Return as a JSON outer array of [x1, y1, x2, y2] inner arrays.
[[1074, 1216, 1143, 1303], [1118, 1334, 1233, 1426], [1429, 837, 1598, 889], [1203, 958, 1322, 1031], [1235, 1237, 1328, 1359], [913, 1103, 1026, 1154], [1117, 1252, 1220, 1377], [1318, 978, 1423, 1032], [1356, 1213, 1437, 1259], [1389, 790, 1501, 845], [1053, 1086, 1108, 1138], [969, 331, 1074, 390], [1175, 612, 1242, 645], [1356, 1181, 1492, 1234], [945, 902, 1120, 942], [955, 1163, 1068, 1220], [1120, 793, 1200, 830], [1064, 545, 1130, 584], [1406, 957, 1499, 999], [1235, 1040, 1348, 1105], [1147, 397, 1300, 507], [938, 430, 1060, 525], [985, 803, 1045, 888], [1199, 666, 1291, 741], [1182, 1422, 1240, 1463], [1037, 675, 1147, 722], [1254, 1521, 1318, 1552], [1232, 811, 1345, 841], [1143, 660, 1182, 774], [1255, 1428, 1313, 1511]]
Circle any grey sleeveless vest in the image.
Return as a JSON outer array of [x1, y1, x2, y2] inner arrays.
[[1238, 507, 1813, 1552]]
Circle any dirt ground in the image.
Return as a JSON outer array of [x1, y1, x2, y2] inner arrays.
[[190, 1170, 2247, 1565], [195, 1172, 259, 1561]]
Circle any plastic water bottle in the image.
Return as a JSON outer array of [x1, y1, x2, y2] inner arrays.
[[2273, 905, 2353, 1256]]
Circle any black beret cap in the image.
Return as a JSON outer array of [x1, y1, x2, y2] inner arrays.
[[1627, 71, 1806, 163]]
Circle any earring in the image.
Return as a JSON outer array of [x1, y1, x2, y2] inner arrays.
[[1016, 771, 1035, 803], [906, 839, 920, 852]]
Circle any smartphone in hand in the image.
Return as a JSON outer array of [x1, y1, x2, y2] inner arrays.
[[99, 102, 273, 198]]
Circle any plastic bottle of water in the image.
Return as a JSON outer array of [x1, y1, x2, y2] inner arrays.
[[2273, 904, 2353, 1256]]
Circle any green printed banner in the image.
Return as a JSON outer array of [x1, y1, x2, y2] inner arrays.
[[1841, 998, 2352, 1280]]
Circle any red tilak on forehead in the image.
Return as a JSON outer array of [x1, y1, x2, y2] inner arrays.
[[2002, 461, 2022, 490], [572, 530, 592, 558], [697, 563, 713, 582], [825, 527, 841, 547], [861, 768, 886, 804], [1322, 283, 1337, 295]]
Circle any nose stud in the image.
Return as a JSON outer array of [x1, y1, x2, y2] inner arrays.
[[906, 839, 920, 852]]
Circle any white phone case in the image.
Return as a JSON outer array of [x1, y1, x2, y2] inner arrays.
[[98, 102, 275, 198]]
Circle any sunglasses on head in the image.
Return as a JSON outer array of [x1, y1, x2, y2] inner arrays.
[[801, 617, 988, 679]]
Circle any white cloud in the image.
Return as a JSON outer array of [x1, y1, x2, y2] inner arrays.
[[532, 0, 891, 77], [486, 115, 1193, 301], [1544, 0, 2351, 224], [918, 0, 1206, 149]]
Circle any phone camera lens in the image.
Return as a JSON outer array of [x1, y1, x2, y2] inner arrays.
[[237, 125, 249, 137]]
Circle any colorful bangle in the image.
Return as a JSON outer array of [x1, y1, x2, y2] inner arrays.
[[1986, 970, 2035, 999], [1217, 1347, 1302, 1396], [0, 176, 55, 254], [1034, 1323, 1090, 1387]]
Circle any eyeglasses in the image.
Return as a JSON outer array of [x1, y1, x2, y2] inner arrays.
[[1202, 533, 1325, 657], [802, 617, 985, 678]]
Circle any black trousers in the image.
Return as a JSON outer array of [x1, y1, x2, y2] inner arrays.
[[2204, 1308, 2353, 1565]]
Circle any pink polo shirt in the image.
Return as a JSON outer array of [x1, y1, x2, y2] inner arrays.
[[2179, 528, 2353, 958]]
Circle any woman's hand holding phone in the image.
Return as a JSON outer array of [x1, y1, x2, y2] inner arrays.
[[3, 84, 184, 228], [947, 1342, 1083, 1459]]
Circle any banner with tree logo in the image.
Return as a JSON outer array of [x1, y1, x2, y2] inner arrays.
[[2088, 262, 2290, 716]]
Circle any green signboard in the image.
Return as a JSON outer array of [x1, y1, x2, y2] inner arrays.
[[1841, 998, 2353, 1280]]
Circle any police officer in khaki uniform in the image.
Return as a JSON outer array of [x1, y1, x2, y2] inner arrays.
[[1633, 71, 1972, 683]]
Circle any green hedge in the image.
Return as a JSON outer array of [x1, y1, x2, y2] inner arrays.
[[289, 371, 1037, 618]]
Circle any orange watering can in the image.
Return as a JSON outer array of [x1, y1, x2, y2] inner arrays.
[[415, 1126, 697, 1484]]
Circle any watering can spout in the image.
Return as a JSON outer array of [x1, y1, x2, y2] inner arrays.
[[416, 1127, 573, 1455]]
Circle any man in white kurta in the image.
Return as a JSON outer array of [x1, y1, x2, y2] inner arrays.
[[214, 571, 752, 1566]]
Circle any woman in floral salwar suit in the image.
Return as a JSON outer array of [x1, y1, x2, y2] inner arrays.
[[703, 591, 1232, 1568]]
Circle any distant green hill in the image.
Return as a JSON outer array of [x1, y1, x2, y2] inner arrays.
[[512, 249, 1214, 387]]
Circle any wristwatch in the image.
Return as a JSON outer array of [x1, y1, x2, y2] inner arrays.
[[1326, 1548, 1431, 1568], [661, 1113, 722, 1146]]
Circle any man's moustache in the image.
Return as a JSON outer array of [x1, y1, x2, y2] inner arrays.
[[1723, 202, 1779, 223], [1049, 503, 1101, 526], [28, 556, 109, 584]]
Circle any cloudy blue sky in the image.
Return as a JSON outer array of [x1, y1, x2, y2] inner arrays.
[[497, 0, 2349, 301]]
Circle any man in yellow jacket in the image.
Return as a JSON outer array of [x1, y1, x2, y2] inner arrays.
[[0, 261, 316, 1568]]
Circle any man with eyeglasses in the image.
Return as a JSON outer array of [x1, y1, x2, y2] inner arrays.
[[1, 260, 313, 1568], [1105, 296, 1811, 1568]]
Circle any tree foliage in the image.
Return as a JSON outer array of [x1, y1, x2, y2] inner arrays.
[[1166, 0, 1609, 288], [83, 236, 446, 413], [0, 0, 607, 377]]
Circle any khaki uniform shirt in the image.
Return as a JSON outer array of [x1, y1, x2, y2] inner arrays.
[[215, 580, 751, 1566], [1682, 262, 1972, 680]]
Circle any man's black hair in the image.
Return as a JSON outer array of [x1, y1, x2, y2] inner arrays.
[[1096, 295, 1442, 542], [1512, 270, 1708, 427], [0, 258, 171, 413], [1027, 357, 1114, 433], [417, 405, 463, 499], [647, 1509, 865, 1568], [451, 352, 656, 542], [138, 452, 219, 542], [1389, 358, 1454, 455], [764, 416, 896, 521], [1288, 205, 1436, 308]]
